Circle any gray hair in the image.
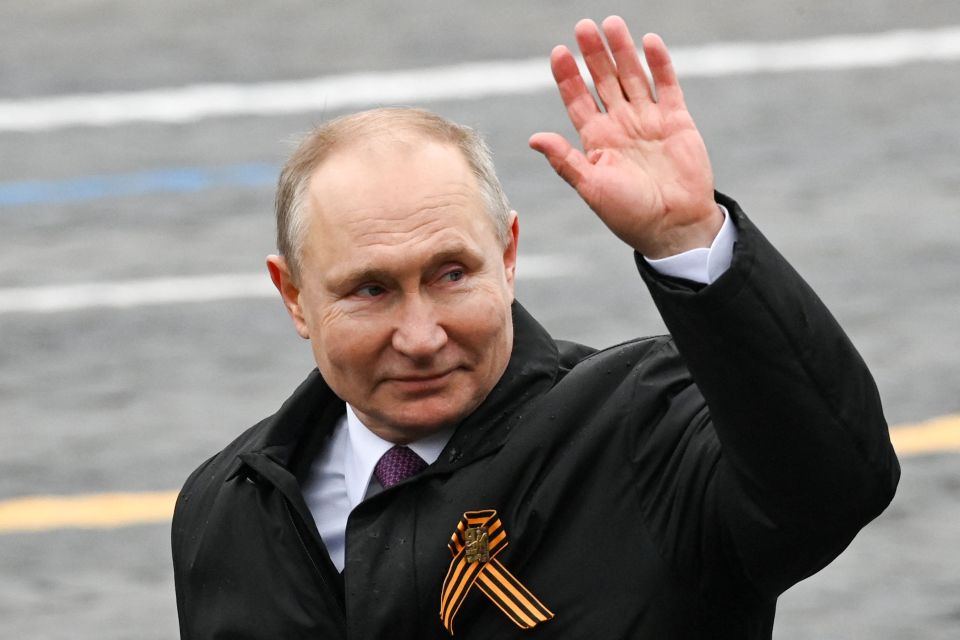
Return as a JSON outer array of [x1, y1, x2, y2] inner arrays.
[[275, 107, 511, 282]]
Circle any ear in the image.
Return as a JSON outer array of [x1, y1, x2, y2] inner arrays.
[[502, 211, 520, 299], [266, 255, 310, 339]]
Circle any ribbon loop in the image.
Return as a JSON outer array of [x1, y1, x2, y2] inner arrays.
[[439, 510, 554, 634]]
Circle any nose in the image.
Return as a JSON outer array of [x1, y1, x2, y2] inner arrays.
[[391, 294, 448, 361]]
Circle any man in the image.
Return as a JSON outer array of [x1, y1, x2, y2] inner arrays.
[[172, 16, 899, 639]]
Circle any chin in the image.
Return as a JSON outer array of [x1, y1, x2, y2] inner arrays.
[[380, 395, 479, 438]]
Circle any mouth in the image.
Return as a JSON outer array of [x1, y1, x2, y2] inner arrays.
[[388, 369, 457, 393]]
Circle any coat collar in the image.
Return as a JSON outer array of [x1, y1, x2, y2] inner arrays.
[[234, 301, 559, 478]]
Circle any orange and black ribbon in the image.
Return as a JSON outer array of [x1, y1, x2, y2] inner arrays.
[[439, 510, 553, 634]]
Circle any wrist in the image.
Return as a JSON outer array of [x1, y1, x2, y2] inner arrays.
[[643, 204, 735, 284], [640, 204, 725, 259]]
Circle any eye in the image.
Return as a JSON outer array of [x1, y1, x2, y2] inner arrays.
[[442, 269, 465, 283], [355, 284, 386, 298]]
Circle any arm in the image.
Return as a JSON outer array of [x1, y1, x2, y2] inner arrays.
[[637, 197, 899, 597], [532, 16, 899, 598]]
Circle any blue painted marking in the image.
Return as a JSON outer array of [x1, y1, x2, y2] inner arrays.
[[0, 163, 279, 207]]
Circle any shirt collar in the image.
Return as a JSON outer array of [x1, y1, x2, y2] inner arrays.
[[343, 404, 454, 507]]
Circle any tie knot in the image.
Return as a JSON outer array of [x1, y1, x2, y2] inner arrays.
[[374, 445, 428, 489]]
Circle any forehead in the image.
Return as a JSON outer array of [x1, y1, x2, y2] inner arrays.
[[311, 138, 476, 213], [302, 139, 497, 278]]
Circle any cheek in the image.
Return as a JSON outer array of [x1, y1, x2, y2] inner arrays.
[[452, 285, 513, 358], [309, 308, 385, 380]]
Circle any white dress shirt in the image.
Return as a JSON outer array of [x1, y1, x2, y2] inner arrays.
[[302, 206, 737, 571], [303, 405, 453, 571]]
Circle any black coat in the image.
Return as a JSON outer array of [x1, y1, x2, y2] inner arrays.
[[172, 196, 899, 639]]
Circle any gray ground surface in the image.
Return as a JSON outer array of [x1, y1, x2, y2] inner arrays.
[[1, 1, 958, 638]]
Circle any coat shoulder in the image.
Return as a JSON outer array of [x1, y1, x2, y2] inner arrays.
[[557, 333, 688, 382], [179, 418, 268, 494], [171, 415, 274, 557]]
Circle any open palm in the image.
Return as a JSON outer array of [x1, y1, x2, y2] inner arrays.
[[530, 17, 721, 258]]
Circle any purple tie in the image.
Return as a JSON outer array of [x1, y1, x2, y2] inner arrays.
[[374, 446, 428, 489]]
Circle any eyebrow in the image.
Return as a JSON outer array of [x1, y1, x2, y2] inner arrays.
[[326, 242, 483, 289]]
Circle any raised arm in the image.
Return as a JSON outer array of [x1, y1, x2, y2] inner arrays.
[[534, 17, 900, 600]]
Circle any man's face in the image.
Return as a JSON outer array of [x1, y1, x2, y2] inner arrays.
[[279, 139, 518, 443]]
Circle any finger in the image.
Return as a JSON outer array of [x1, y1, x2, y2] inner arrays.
[[549, 45, 600, 132], [574, 18, 626, 110], [642, 33, 686, 110], [528, 132, 593, 193], [601, 16, 653, 102]]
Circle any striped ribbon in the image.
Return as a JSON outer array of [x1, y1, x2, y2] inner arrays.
[[439, 510, 554, 634]]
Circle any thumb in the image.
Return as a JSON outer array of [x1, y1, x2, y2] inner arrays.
[[529, 132, 592, 192]]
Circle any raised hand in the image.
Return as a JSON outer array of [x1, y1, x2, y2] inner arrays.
[[529, 16, 723, 258]]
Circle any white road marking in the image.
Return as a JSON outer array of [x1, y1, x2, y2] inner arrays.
[[0, 273, 275, 314], [0, 27, 958, 132], [0, 255, 575, 314]]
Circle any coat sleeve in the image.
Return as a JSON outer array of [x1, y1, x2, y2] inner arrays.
[[634, 193, 900, 600]]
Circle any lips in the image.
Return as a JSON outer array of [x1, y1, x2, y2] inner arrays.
[[387, 369, 457, 393], [395, 371, 451, 381]]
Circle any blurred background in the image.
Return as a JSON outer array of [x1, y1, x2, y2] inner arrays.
[[1, 1, 958, 637]]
